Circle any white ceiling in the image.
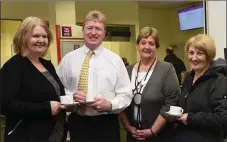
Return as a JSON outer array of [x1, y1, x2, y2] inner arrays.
[[139, 1, 202, 9]]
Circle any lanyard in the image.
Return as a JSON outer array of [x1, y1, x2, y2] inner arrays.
[[133, 58, 156, 129], [134, 57, 157, 94]]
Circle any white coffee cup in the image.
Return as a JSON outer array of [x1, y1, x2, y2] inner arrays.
[[169, 106, 184, 114], [60, 95, 74, 104], [86, 94, 95, 102]]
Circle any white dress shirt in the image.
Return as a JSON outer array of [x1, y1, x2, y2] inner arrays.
[[57, 45, 133, 116]]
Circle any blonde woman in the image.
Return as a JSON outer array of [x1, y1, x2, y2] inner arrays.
[[0, 17, 67, 142], [173, 34, 227, 142]]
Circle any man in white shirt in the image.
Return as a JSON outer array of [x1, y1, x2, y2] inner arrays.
[[57, 10, 133, 142]]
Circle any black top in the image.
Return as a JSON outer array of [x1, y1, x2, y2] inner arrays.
[[42, 71, 65, 142], [164, 54, 186, 84], [175, 64, 227, 142], [0, 54, 66, 142], [42, 71, 61, 96]]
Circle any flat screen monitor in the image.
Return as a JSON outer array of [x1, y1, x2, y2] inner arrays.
[[178, 5, 204, 31]]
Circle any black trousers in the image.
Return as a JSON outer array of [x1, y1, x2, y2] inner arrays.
[[67, 113, 120, 142]]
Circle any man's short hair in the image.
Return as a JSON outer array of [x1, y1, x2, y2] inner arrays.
[[83, 10, 106, 29], [166, 47, 174, 54]]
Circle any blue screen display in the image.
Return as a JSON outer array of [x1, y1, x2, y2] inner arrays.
[[178, 5, 204, 31]]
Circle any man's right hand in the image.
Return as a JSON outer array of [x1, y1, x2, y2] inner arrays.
[[73, 91, 87, 103]]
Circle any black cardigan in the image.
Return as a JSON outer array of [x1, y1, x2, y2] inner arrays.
[[0, 54, 66, 142]]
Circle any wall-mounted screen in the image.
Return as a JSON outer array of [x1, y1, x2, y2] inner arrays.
[[178, 5, 204, 31]]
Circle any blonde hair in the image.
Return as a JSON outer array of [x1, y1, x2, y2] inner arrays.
[[13, 16, 53, 57], [83, 10, 106, 29], [185, 34, 216, 62], [136, 27, 160, 48]]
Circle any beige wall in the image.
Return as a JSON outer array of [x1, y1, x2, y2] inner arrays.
[[0, 2, 205, 69], [1, 2, 140, 67], [75, 2, 139, 25], [1, 20, 21, 65], [102, 42, 137, 65], [1, 2, 49, 20], [139, 8, 171, 60], [138, 2, 204, 69], [1, 2, 54, 65]]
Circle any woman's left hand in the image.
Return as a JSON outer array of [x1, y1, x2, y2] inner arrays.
[[177, 113, 188, 125], [136, 129, 152, 140]]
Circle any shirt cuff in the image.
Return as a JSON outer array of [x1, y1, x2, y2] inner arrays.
[[160, 111, 169, 121], [187, 113, 194, 125], [110, 100, 118, 112]]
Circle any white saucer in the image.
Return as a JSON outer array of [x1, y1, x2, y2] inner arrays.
[[165, 111, 182, 117], [79, 101, 95, 105], [62, 102, 79, 107]]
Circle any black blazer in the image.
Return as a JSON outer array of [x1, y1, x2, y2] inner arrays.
[[0, 54, 66, 142]]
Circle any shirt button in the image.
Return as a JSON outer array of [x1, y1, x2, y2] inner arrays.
[[90, 60, 94, 65]]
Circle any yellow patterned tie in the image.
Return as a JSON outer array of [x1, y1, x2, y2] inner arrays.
[[77, 50, 94, 93]]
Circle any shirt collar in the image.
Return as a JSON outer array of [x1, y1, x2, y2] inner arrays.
[[82, 44, 104, 56]]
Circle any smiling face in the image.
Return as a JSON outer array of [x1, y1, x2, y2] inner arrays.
[[187, 45, 209, 72], [185, 34, 216, 73], [26, 25, 48, 56], [137, 36, 157, 60], [83, 19, 106, 50]]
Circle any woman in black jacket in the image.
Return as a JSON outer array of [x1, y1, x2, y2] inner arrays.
[[0, 17, 67, 142], [173, 34, 227, 142]]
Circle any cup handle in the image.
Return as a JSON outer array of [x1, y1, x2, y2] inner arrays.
[[181, 109, 184, 113]]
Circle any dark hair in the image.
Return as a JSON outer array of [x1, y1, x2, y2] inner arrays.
[[166, 47, 174, 54]]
